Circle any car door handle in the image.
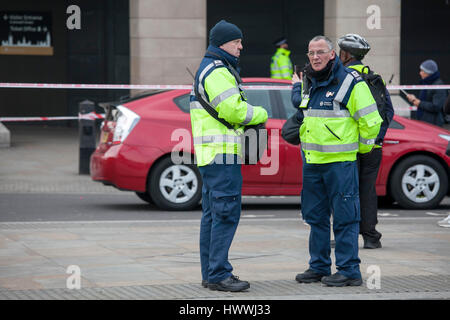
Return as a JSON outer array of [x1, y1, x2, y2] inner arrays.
[[384, 140, 399, 144]]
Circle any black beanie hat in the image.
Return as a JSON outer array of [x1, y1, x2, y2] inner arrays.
[[209, 20, 243, 47]]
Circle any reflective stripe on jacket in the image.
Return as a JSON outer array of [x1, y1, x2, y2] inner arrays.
[[270, 48, 293, 80], [190, 46, 268, 166], [298, 58, 382, 164]]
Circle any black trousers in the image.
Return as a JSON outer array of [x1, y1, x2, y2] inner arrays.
[[358, 148, 383, 241]]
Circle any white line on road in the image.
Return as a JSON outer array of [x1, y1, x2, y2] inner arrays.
[[425, 212, 448, 216], [378, 212, 399, 217]]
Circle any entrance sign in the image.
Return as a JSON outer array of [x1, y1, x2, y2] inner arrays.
[[0, 11, 53, 56]]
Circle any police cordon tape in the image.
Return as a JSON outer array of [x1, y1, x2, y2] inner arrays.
[[0, 82, 446, 122], [1, 82, 450, 91], [0, 112, 105, 122]]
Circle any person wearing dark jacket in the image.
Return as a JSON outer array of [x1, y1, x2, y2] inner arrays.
[[292, 35, 382, 287], [406, 60, 447, 127], [292, 34, 393, 250], [337, 34, 394, 250]]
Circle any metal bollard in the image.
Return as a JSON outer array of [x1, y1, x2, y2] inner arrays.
[[78, 100, 97, 174]]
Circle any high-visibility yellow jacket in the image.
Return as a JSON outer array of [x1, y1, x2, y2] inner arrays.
[[347, 62, 395, 149], [270, 48, 293, 80], [190, 46, 268, 166], [296, 58, 382, 164]]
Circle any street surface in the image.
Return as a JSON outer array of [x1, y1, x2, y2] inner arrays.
[[0, 193, 449, 222]]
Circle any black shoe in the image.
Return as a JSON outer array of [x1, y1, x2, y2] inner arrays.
[[208, 275, 250, 292], [363, 238, 382, 249], [295, 269, 326, 283], [321, 273, 362, 287], [201, 280, 208, 288]]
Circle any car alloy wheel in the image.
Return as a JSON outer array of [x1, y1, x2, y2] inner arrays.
[[159, 164, 198, 204], [149, 156, 202, 211], [401, 164, 439, 203], [390, 155, 448, 209]]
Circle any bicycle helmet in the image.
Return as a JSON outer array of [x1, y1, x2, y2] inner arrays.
[[337, 34, 371, 60]]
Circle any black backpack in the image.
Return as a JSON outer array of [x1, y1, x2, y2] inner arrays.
[[355, 66, 391, 126]]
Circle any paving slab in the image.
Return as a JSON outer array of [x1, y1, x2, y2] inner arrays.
[[0, 219, 448, 299]]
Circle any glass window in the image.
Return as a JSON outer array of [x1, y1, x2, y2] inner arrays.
[[173, 94, 190, 113], [176, 90, 274, 118], [389, 120, 404, 129], [245, 90, 273, 118], [279, 89, 298, 119]]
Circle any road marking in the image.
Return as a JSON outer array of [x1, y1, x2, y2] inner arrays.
[[378, 212, 399, 217], [425, 212, 448, 216]]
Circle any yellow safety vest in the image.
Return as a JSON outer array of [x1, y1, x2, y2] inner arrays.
[[270, 48, 293, 80], [190, 59, 268, 166], [299, 61, 382, 164]]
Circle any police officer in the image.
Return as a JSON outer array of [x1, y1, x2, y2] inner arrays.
[[190, 20, 268, 292], [270, 37, 293, 79], [338, 33, 394, 249], [292, 36, 382, 286]]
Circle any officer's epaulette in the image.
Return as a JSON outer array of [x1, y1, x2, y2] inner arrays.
[[213, 60, 224, 67], [346, 68, 363, 82]]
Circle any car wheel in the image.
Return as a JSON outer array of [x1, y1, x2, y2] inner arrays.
[[149, 157, 202, 211], [390, 155, 448, 209], [135, 192, 153, 204]]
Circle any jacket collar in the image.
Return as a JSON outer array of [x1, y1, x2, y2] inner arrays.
[[346, 60, 367, 74], [420, 71, 441, 85], [310, 57, 342, 88], [205, 45, 240, 70], [276, 47, 291, 57], [346, 60, 363, 68]]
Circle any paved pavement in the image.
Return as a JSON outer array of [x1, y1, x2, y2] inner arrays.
[[0, 124, 449, 301]]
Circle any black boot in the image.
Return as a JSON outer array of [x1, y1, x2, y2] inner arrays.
[[208, 275, 250, 292], [321, 273, 362, 287], [363, 236, 382, 249], [295, 269, 327, 283]]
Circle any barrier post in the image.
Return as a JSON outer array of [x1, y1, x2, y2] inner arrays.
[[79, 100, 96, 174]]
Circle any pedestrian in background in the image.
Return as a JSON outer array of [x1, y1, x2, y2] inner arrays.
[[406, 59, 447, 127], [270, 37, 293, 79], [190, 20, 268, 292], [338, 33, 394, 249], [292, 35, 382, 287]]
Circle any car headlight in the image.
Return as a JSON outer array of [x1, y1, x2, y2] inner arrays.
[[438, 134, 450, 142], [112, 105, 140, 144]]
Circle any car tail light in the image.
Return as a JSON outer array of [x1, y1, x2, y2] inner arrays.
[[112, 105, 140, 145], [99, 120, 115, 142]]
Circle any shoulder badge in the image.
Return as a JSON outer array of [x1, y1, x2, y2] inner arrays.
[[350, 70, 363, 81]]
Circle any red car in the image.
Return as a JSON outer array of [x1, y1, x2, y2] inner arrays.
[[90, 78, 450, 210]]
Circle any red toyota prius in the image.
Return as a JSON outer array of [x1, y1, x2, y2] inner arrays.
[[90, 78, 450, 211]]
